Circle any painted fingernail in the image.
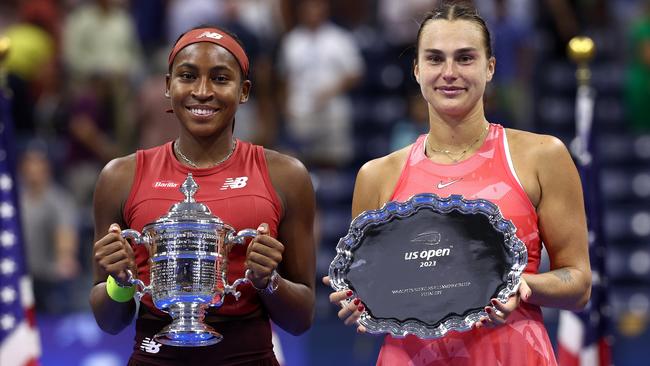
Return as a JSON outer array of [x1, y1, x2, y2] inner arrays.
[[357, 305, 365, 312], [346, 290, 353, 297], [485, 307, 492, 313], [491, 299, 497, 305], [353, 298, 360, 305]]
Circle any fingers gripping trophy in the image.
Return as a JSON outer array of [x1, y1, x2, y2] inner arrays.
[[120, 173, 261, 346]]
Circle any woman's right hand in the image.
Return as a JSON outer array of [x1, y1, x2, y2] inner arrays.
[[93, 223, 136, 285], [322, 276, 367, 333]]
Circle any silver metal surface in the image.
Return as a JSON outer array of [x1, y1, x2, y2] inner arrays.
[[329, 193, 528, 339], [122, 173, 260, 346]]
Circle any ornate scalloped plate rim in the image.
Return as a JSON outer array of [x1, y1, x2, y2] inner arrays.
[[328, 193, 528, 339]]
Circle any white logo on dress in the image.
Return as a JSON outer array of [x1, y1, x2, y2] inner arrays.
[[198, 31, 223, 40], [140, 337, 162, 354], [436, 178, 463, 189], [220, 177, 248, 190], [153, 181, 179, 189]]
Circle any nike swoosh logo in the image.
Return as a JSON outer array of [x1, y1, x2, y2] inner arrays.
[[437, 178, 463, 189]]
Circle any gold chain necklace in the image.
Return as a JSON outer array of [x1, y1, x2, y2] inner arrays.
[[173, 139, 236, 168], [426, 124, 489, 163]]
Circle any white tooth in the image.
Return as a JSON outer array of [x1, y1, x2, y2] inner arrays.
[[189, 108, 215, 116]]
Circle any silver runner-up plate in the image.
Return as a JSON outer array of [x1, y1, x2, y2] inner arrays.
[[328, 193, 527, 339]]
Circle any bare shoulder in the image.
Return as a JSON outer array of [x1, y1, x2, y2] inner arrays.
[[264, 148, 311, 181], [93, 154, 137, 234], [358, 145, 410, 184], [96, 154, 137, 189], [353, 145, 411, 214], [95, 154, 136, 209], [505, 128, 571, 161], [263, 149, 315, 212]]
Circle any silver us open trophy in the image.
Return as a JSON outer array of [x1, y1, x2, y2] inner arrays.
[[121, 173, 259, 347]]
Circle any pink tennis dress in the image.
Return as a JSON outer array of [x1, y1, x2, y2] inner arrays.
[[376, 124, 557, 366]]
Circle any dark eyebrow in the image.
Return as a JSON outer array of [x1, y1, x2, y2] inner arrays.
[[454, 47, 479, 55], [422, 47, 479, 55], [175, 62, 198, 70]]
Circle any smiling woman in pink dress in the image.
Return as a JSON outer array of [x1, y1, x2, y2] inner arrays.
[[324, 2, 592, 365]]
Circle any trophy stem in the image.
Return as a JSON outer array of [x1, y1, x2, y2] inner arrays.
[[155, 302, 222, 347]]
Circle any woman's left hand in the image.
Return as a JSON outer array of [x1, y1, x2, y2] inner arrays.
[[475, 275, 532, 329], [245, 223, 284, 289]]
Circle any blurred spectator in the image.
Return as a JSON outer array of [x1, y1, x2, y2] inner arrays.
[[3, 22, 55, 138], [625, 1, 650, 133], [62, 0, 143, 159], [31, 58, 70, 164], [130, 0, 167, 54], [64, 76, 123, 210], [377, 0, 435, 50], [19, 143, 81, 314], [389, 91, 428, 152], [230, 0, 286, 43], [475, 0, 535, 30], [135, 48, 178, 149], [536, 0, 580, 59], [166, 0, 221, 42], [19, 0, 62, 50], [278, 0, 364, 167], [63, 0, 142, 78], [220, 0, 278, 146], [376, 0, 435, 92], [482, 0, 534, 129], [62, 0, 143, 80]]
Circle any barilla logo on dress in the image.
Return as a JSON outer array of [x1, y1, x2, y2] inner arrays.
[[197, 31, 223, 40], [220, 176, 248, 190], [153, 181, 179, 189], [140, 337, 162, 354]]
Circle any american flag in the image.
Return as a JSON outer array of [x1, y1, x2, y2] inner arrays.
[[0, 85, 41, 365], [557, 78, 611, 365]]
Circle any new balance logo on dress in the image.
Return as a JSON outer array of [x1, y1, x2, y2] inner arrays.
[[220, 176, 248, 190], [140, 337, 162, 354], [198, 31, 223, 40]]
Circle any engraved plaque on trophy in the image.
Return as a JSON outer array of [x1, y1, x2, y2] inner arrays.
[[328, 193, 527, 339]]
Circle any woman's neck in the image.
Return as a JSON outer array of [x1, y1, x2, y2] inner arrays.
[[426, 104, 488, 150], [175, 131, 236, 168]]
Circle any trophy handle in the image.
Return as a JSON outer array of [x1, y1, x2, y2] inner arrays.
[[126, 269, 151, 301], [223, 228, 259, 300], [120, 229, 152, 301], [226, 228, 258, 245]]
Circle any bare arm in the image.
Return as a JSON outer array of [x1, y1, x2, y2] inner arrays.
[[249, 151, 316, 335], [89, 155, 138, 334], [524, 136, 592, 310], [480, 132, 593, 327], [326, 151, 408, 330]]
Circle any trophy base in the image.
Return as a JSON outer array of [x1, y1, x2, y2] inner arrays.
[[155, 302, 222, 347], [155, 323, 223, 347]]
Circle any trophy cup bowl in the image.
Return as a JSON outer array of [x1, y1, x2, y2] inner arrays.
[[121, 173, 259, 347]]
